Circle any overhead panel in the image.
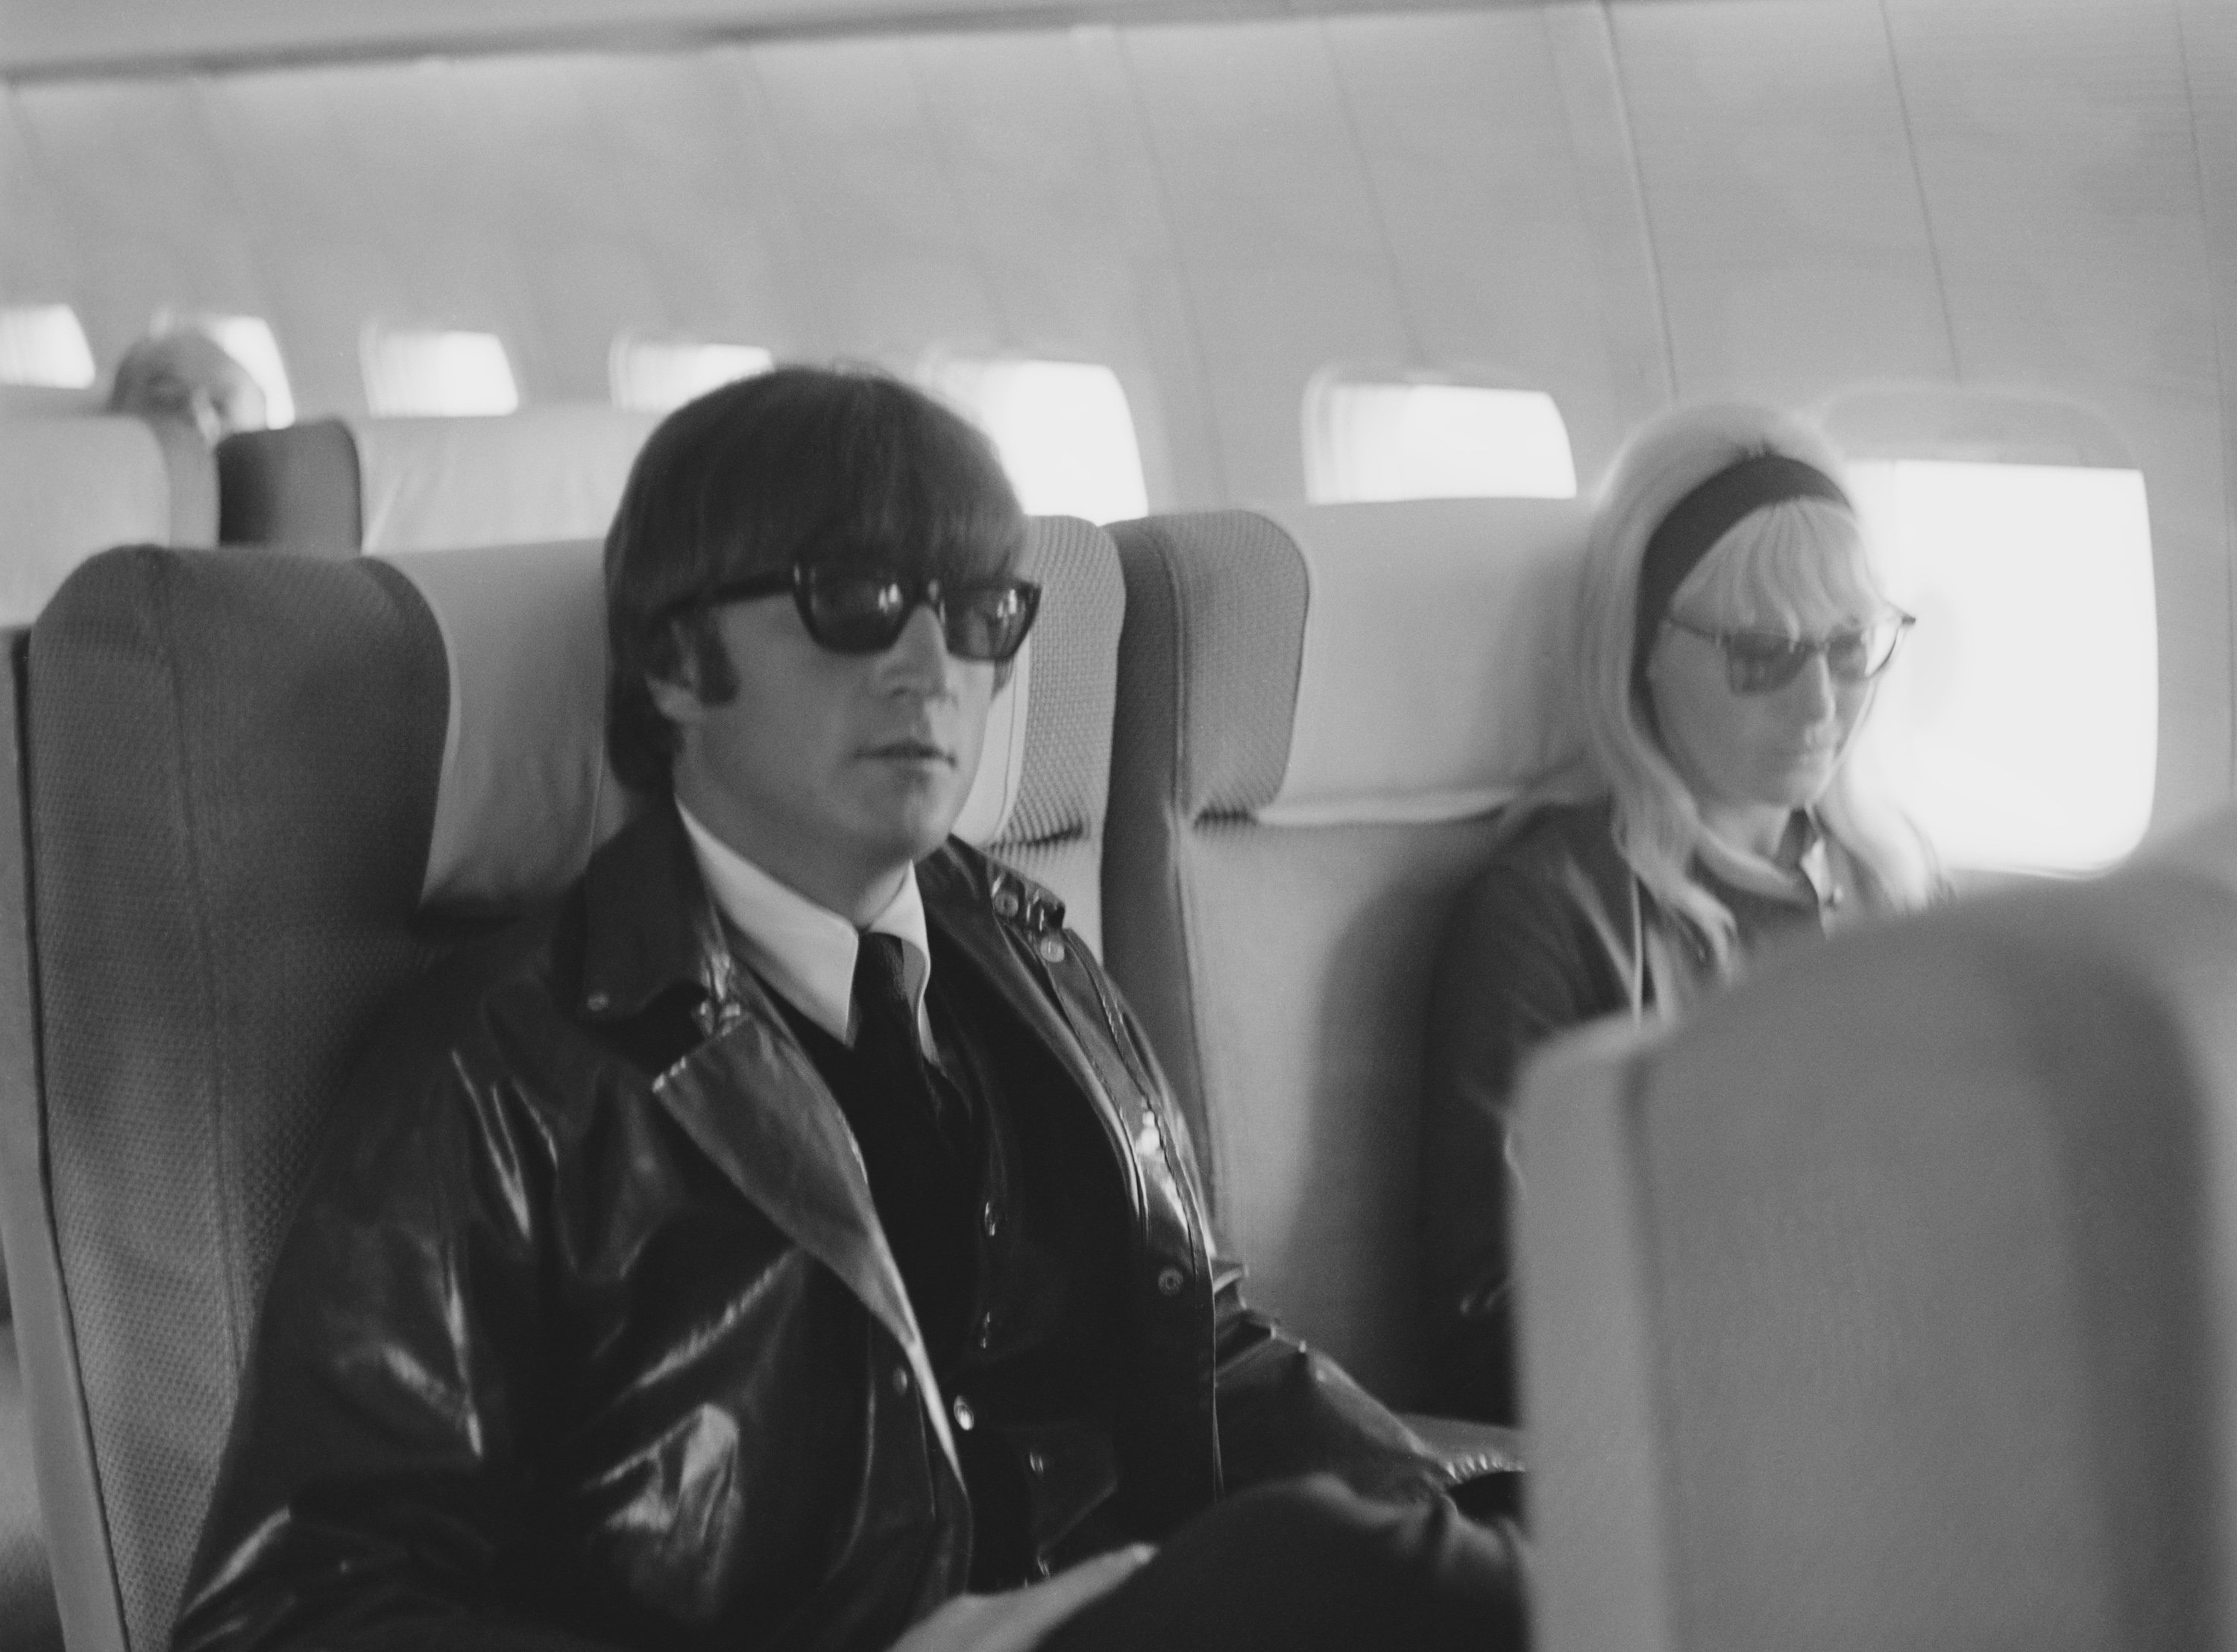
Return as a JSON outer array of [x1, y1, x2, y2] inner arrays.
[[899, 31, 1189, 504], [1887, 0, 2230, 830], [744, 36, 1001, 368], [1608, 0, 1952, 406], [0, 96, 82, 317], [581, 51, 825, 364], [2176, 0, 2237, 790], [1121, 19, 1411, 502], [8, 79, 268, 377], [196, 63, 542, 414], [418, 53, 723, 401], [1321, 9, 1646, 488]]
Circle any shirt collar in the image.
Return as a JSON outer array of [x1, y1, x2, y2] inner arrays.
[[676, 801, 933, 1049], [1695, 809, 1843, 911]]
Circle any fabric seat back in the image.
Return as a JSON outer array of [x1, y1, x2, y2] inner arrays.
[[216, 406, 661, 553], [1104, 499, 1588, 1406], [0, 517, 1121, 1652], [1520, 811, 2237, 1652]]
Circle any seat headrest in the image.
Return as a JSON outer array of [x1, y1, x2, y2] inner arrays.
[[0, 414, 214, 623], [353, 406, 659, 553], [384, 516, 1121, 908], [220, 406, 660, 553], [1120, 500, 1591, 826]]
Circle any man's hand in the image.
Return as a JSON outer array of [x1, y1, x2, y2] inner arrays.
[[890, 1545, 1154, 1652]]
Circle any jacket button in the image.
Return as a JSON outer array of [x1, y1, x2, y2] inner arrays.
[[993, 888, 1021, 919], [1036, 936, 1066, 964], [892, 1366, 911, 1396], [585, 991, 610, 1013], [981, 1200, 999, 1238], [952, 1395, 976, 1431], [1026, 1449, 1048, 1476], [975, 1312, 994, 1349], [1157, 1266, 1186, 1297]]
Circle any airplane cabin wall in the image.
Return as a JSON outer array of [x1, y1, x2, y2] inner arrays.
[[3, 0, 2234, 835]]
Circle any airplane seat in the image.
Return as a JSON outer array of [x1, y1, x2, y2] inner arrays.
[[215, 405, 660, 554], [1102, 499, 1588, 1407], [0, 409, 222, 1652], [1520, 807, 2237, 1652], [0, 515, 1122, 1652], [0, 414, 216, 626]]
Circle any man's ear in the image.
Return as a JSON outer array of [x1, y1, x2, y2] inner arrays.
[[645, 625, 707, 727]]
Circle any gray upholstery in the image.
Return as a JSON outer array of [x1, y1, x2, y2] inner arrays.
[[0, 515, 1123, 1652], [1104, 503, 1585, 1407], [983, 517, 1126, 955], [0, 1328, 62, 1652], [4, 549, 447, 1652], [1522, 812, 2237, 1652]]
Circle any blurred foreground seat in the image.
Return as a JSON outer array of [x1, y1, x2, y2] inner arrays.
[[1104, 499, 1588, 1407], [1522, 809, 2237, 1652], [0, 517, 1120, 1652]]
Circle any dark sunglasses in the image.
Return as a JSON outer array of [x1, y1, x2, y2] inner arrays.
[[693, 564, 1041, 663], [1664, 611, 1915, 696]]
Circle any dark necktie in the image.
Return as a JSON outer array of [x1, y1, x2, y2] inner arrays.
[[851, 933, 975, 1356]]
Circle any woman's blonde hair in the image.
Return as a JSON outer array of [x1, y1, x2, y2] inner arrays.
[[1557, 402, 1936, 962]]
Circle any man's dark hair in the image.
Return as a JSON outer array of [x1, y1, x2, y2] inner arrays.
[[605, 364, 1027, 792]]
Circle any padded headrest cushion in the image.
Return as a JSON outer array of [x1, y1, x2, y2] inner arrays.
[[385, 516, 1121, 909], [0, 414, 215, 624], [353, 406, 660, 553], [1122, 501, 1590, 825], [218, 408, 660, 554]]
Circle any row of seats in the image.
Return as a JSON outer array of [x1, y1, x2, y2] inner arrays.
[[0, 404, 660, 626], [10, 412, 2237, 1652], [0, 488, 1584, 1652]]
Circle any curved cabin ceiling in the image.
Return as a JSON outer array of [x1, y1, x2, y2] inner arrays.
[[2, 0, 1535, 79], [4, 0, 2237, 847]]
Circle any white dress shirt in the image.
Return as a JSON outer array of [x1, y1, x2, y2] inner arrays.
[[676, 801, 936, 1054]]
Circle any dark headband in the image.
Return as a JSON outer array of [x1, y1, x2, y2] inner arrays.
[[1629, 452, 1851, 690]]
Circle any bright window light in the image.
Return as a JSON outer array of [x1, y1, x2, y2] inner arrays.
[[1849, 459, 2156, 874], [609, 337, 774, 412], [362, 327, 519, 417], [0, 303, 97, 388], [928, 359, 1148, 524], [199, 316, 295, 426], [1305, 381, 1576, 503]]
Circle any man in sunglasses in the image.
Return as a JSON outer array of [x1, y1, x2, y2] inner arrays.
[[174, 367, 1524, 1652]]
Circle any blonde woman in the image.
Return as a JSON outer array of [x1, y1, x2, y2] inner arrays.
[[1421, 403, 1936, 1423]]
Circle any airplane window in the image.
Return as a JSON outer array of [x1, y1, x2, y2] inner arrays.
[[1303, 380, 1576, 504], [156, 312, 297, 426], [361, 326, 520, 417], [1850, 459, 2156, 874], [609, 338, 775, 412], [926, 359, 1149, 526], [0, 303, 98, 388]]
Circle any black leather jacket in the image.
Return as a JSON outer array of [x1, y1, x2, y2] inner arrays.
[[174, 805, 1482, 1652]]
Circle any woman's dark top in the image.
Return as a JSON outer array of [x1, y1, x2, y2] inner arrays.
[[1419, 798, 1871, 1424]]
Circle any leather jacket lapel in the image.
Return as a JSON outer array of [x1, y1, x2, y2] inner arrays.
[[580, 806, 961, 1481], [653, 993, 963, 1483]]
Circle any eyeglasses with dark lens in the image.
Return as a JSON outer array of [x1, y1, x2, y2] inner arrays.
[[691, 564, 1041, 663], [1664, 611, 1915, 696]]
